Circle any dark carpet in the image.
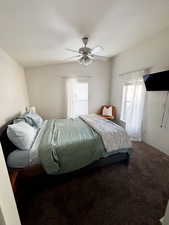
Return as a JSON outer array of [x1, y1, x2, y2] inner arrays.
[[16, 142, 169, 225]]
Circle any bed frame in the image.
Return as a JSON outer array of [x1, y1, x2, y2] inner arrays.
[[0, 120, 130, 192]]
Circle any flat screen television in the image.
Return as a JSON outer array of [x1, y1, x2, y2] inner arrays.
[[143, 70, 169, 91]]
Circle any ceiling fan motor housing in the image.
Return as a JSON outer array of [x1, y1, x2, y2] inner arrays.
[[79, 47, 91, 55]]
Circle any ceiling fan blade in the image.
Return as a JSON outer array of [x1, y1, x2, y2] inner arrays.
[[65, 48, 80, 54], [88, 55, 95, 59], [92, 54, 108, 61], [91, 46, 103, 54], [64, 55, 82, 61]]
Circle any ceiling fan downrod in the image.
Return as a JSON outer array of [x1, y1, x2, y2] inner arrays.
[[82, 37, 88, 47]]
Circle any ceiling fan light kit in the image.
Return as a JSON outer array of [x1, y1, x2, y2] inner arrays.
[[79, 56, 93, 66], [66, 37, 106, 66]]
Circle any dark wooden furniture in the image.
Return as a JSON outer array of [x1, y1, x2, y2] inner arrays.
[[8, 166, 45, 193], [9, 169, 19, 193]]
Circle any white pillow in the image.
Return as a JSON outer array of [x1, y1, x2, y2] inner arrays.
[[102, 106, 112, 116], [7, 122, 37, 150]]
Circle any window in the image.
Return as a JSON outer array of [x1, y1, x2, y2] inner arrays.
[[74, 81, 88, 117], [120, 82, 142, 122], [66, 78, 88, 118]]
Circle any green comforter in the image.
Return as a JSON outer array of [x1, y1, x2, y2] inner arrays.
[[39, 118, 105, 174]]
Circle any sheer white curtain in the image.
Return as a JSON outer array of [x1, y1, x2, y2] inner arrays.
[[121, 70, 146, 141], [66, 78, 89, 118], [66, 78, 77, 119]]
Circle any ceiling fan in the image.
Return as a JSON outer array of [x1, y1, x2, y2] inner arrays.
[[66, 37, 107, 66]]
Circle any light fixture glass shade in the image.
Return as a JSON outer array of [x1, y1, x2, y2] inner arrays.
[[78, 56, 93, 66]]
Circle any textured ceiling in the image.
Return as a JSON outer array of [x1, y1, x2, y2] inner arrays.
[[0, 0, 169, 67]]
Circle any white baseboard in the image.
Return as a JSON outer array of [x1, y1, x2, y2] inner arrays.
[[142, 137, 169, 156]]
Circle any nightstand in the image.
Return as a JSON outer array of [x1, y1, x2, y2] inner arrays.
[[9, 169, 19, 193]]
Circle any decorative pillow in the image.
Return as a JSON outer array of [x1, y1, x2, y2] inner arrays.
[[102, 106, 113, 116], [14, 112, 43, 128], [7, 122, 37, 150], [14, 116, 33, 126], [26, 112, 43, 128]]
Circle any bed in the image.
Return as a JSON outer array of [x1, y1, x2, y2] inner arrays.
[[0, 114, 132, 177]]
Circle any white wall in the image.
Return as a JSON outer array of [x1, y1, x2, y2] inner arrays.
[[111, 27, 169, 155], [0, 143, 21, 225], [0, 47, 29, 225], [0, 207, 5, 225], [25, 60, 112, 119], [0, 48, 29, 127]]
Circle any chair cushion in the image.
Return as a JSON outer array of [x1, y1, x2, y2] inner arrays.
[[102, 106, 113, 116]]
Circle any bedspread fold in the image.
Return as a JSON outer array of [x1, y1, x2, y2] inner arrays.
[[39, 118, 105, 174]]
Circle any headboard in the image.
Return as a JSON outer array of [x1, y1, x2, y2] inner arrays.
[[0, 121, 17, 162]]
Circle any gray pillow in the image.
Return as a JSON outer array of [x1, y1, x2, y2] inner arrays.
[[14, 112, 43, 128], [27, 112, 43, 128], [7, 150, 30, 168], [7, 122, 37, 150]]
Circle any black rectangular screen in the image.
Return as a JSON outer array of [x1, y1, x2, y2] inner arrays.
[[143, 70, 169, 91]]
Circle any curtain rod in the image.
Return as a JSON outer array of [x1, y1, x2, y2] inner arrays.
[[118, 67, 151, 76]]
